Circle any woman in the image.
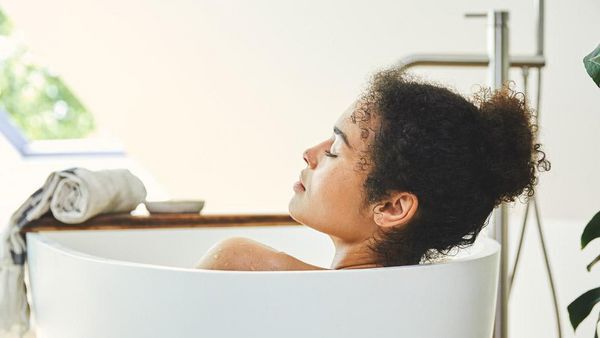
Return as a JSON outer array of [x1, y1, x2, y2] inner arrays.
[[195, 68, 549, 271]]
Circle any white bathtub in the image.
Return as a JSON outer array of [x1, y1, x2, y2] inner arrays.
[[26, 225, 500, 338]]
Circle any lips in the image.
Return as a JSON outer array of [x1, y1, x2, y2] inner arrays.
[[293, 173, 306, 193]]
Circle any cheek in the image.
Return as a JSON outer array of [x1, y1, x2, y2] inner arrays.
[[310, 165, 363, 214], [288, 158, 369, 237], [310, 168, 338, 198], [308, 167, 371, 240]]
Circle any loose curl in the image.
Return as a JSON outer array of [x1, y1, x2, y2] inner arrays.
[[354, 68, 550, 267]]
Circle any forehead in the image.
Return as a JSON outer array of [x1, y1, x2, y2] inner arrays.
[[335, 103, 355, 126], [336, 100, 376, 144]]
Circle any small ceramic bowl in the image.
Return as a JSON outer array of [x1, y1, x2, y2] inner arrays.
[[144, 200, 205, 214]]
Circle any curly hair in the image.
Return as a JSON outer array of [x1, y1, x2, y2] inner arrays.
[[353, 68, 550, 267]]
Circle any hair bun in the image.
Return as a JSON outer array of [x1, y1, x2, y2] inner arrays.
[[473, 86, 550, 204]]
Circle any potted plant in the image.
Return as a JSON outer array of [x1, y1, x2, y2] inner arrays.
[[566, 44, 600, 338], [568, 211, 600, 338]]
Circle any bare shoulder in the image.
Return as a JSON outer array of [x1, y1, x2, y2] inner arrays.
[[195, 237, 328, 271]]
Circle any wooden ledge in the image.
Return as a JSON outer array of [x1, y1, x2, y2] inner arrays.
[[21, 213, 300, 232]]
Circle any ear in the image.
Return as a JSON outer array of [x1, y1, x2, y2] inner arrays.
[[372, 192, 419, 229]]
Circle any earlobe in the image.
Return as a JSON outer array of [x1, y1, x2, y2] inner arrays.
[[372, 192, 419, 229], [374, 212, 384, 226]]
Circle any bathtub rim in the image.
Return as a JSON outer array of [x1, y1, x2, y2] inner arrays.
[[26, 231, 500, 274]]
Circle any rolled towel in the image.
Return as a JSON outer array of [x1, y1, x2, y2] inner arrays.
[[49, 168, 147, 224], [0, 167, 147, 334]]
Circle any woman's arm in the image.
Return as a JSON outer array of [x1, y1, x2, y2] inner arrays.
[[195, 237, 327, 271]]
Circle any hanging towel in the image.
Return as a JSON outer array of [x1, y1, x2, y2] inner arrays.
[[0, 167, 147, 335]]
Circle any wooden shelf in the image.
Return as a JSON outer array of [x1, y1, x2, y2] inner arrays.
[[21, 213, 300, 232]]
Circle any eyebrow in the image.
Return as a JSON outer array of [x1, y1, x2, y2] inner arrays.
[[333, 126, 352, 149]]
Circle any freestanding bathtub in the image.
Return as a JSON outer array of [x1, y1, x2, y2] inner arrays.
[[26, 222, 500, 338]]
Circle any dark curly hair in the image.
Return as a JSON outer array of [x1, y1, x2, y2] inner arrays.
[[352, 68, 550, 267]]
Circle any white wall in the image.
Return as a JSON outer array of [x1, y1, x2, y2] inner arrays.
[[1, 1, 599, 337], [3, 0, 598, 216]]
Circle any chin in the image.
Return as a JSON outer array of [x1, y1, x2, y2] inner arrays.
[[289, 206, 329, 238], [288, 196, 332, 236], [287, 198, 304, 224]]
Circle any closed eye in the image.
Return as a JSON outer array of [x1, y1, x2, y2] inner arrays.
[[324, 150, 338, 158]]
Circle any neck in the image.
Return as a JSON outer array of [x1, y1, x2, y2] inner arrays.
[[330, 236, 379, 270]]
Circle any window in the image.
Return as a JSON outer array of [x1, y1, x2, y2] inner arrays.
[[0, 8, 123, 157]]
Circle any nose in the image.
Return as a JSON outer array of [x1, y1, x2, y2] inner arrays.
[[303, 139, 331, 169], [303, 147, 317, 169]]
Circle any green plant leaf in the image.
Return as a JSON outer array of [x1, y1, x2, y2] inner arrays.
[[568, 287, 600, 331], [582, 211, 600, 249], [584, 44, 600, 87]]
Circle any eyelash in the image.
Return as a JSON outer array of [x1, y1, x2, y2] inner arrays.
[[324, 150, 338, 158]]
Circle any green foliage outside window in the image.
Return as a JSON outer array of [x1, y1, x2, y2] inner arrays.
[[0, 9, 95, 140]]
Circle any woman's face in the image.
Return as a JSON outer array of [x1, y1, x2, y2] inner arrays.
[[288, 104, 379, 244]]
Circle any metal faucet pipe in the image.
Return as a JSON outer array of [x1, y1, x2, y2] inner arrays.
[[391, 1, 549, 337], [489, 11, 510, 338], [395, 54, 545, 71]]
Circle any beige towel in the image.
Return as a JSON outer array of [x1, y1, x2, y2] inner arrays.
[[0, 167, 147, 334]]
